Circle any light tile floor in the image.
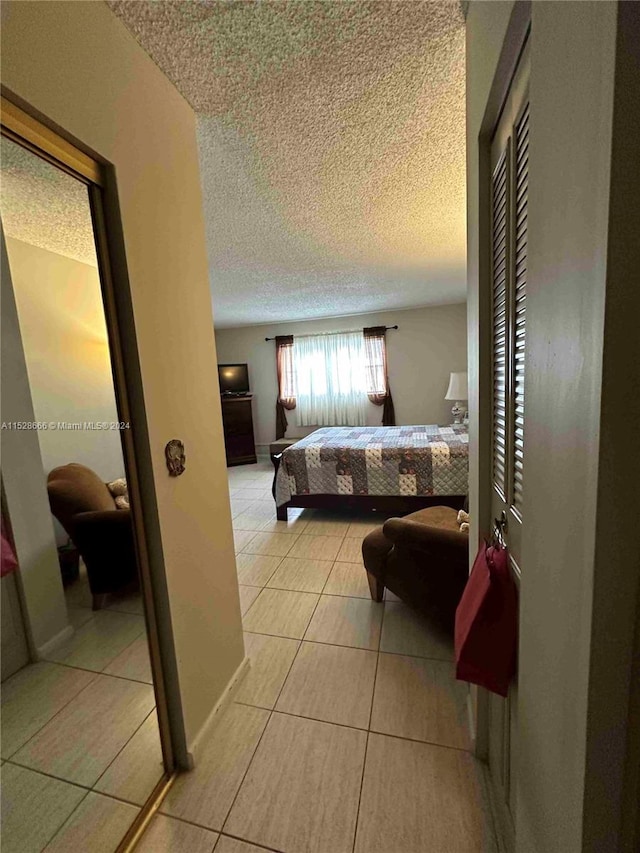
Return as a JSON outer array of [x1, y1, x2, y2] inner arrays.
[[0, 566, 163, 852], [149, 460, 499, 853]]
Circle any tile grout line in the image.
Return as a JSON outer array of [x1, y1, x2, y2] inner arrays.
[[351, 729, 370, 853], [318, 557, 336, 596], [215, 622, 307, 843], [241, 523, 349, 641], [216, 832, 283, 853], [97, 627, 150, 675], [5, 694, 159, 795], [232, 525, 375, 853], [42, 656, 154, 689], [236, 567, 469, 754], [5, 672, 155, 789], [351, 580, 385, 853], [4, 758, 93, 792], [1, 668, 102, 763], [237, 552, 287, 588], [42, 787, 144, 851], [231, 703, 475, 755], [237, 612, 454, 663], [229, 490, 335, 847], [300, 575, 336, 646], [40, 786, 93, 851], [90, 705, 158, 799], [152, 805, 287, 853], [4, 756, 157, 826], [369, 616, 384, 728], [6, 756, 151, 813], [3, 672, 130, 766]]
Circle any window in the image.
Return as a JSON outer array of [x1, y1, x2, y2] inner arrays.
[[363, 334, 387, 399], [294, 331, 368, 426], [274, 328, 394, 433], [278, 339, 296, 401]]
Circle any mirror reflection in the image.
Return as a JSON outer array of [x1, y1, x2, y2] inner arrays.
[[1, 134, 164, 851]]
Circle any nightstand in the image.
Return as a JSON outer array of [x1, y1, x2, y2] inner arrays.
[[269, 438, 297, 469]]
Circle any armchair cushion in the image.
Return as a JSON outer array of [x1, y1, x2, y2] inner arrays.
[[382, 507, 467, 556], [385, 505, 461, 535]]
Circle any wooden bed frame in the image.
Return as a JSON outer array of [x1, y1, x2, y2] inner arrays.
[[275, 492, 465, 521]]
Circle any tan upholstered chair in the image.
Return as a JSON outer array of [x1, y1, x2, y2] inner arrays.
[[362, 506, 469, 631], [47, 463, 137, 609]]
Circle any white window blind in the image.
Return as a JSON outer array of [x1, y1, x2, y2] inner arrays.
[[492, 149, 509, 499], [513, 102, 529, 513], [492, 100, 529, 516]]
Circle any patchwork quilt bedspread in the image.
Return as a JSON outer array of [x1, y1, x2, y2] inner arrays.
[[275, 425, 469, 506]]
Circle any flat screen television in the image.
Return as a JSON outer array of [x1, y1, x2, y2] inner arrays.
[[218, 363, 250, 395]]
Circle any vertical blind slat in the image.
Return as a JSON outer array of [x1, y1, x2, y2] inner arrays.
[[512, 102, 529, 513]]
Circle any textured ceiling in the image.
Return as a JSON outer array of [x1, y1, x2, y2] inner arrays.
[[0, 136, 97, 267], [109, 0, 467, 327]]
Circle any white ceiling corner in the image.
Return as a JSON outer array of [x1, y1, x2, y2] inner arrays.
[[109, 0, 467, 327]]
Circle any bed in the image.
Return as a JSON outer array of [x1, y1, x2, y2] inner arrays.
[[274, 424, 468, 520]]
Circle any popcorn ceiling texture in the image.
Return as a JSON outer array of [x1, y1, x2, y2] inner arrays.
[[109, 1, 467, 326], [0, 136, 97, 267]]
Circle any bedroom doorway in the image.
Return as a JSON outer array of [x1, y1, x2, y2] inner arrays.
[[0, 99, 175, 851]]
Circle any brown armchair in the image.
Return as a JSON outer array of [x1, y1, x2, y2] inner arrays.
[[47, 463, 138, 609], [362, 506, 469, 631]]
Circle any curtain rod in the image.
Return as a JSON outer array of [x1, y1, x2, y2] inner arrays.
[[265, 325, 398, 342]]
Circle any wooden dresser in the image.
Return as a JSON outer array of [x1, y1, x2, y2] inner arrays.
[[221, 395, 257, 466]]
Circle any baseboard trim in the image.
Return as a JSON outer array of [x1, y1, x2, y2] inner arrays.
[[466, 688, 477, 743], [184, 655, 251, 769], [36, 624, 74, 658]]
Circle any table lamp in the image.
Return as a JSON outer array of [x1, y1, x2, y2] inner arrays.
[[445, 372, 468, 424]]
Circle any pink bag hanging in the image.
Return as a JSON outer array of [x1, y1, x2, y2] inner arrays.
[[454, 539, 518, 697], [1, 517, 19, 578]]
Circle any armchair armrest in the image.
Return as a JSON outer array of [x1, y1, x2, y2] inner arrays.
[[74, 508, 131, 523], [382, 517, 468, 557], [72, 507, 132, 538]]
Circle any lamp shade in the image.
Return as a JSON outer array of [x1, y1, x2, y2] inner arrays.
[[445, 371, 468, 401]]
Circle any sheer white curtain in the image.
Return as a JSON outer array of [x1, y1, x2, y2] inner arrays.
[[294, 331, 368, 426]]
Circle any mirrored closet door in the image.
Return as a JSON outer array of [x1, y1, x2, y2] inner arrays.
[[1, 104, 173, 852]]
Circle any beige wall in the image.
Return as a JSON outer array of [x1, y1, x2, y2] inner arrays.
[[1, 0, 244, 750], [7, 238, 124, 488], [1, 230, 70, 655], [215, 303, 468, 451], [467, 1, 639, 850]]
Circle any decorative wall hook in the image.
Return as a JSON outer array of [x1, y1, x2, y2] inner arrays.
[[165, 439, 186, 476]]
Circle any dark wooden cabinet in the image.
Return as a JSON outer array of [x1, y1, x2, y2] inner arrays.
[[221, 395, 257, 466]]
